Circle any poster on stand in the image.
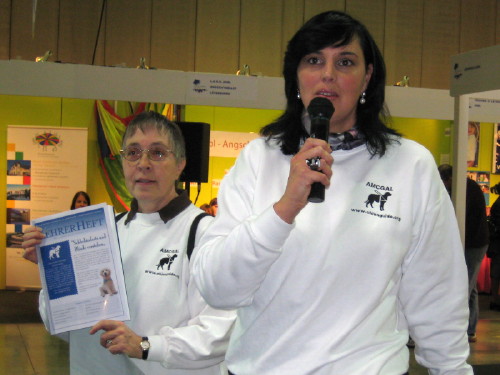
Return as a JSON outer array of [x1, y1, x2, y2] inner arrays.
[[6, 126, 88, 289], [492, 123, 500, 174], [467, 121, 480, 168], [467, 171, 490, 205]]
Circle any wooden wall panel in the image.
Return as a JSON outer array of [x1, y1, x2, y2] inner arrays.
[[2, 0, 499, 88], [195, 0, 240, 74], [459, 0, 496, 53], [421, 0, 460, 89], [240, 0, 283, 77], [58, 0, 105, 65], [281, 0, 305, 61], [104, 0, 152, 68], [347, 0, 386, 54], [304, 0, 345, 21], [0, 0, 11, 59], [384, 0, 424, 87], [497, 2, 500, 45], [10, 0, 60, 61], [151, 0, 197, 71]]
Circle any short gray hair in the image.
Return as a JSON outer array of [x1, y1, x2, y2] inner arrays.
[[122, 111, 186, 162]]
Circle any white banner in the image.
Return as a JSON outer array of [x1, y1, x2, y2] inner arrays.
[[6, 126, 88, 289], [186, 73, 258, 106], [209, 131, 260, 158]]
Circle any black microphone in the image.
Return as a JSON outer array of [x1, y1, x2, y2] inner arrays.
[[307, 97, 335, 203]]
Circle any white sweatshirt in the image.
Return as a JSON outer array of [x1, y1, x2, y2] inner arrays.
[[194, 137, 472, 375], [40, 202, 235, 375]]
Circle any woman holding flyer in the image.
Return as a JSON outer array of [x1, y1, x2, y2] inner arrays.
[[22, 111, 235, 375]]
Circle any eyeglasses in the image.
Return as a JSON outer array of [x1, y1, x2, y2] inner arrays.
[[119, 146, 173, 162]]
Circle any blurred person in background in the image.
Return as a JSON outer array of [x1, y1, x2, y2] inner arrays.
[[70, 191, 91, 210]]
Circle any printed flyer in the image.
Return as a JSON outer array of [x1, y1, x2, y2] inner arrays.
[[33, 203, 129, 334]]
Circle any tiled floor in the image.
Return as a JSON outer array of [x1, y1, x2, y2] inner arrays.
[[0, 323, 69, 375], [1, 295, 499, 374]]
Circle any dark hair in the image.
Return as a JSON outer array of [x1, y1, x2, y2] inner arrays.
[[438, 164, 452, 181], [122, 111, 186, 162], [260, 10, 399, 156], [71, 191, 91, 210]]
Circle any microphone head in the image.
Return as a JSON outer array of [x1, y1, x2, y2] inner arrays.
[[307, 97, 335, 120]]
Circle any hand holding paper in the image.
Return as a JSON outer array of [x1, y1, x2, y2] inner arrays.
[[22, 226, 45, 264], [90, 320, 143, 359], [31, 203, 130, 334]]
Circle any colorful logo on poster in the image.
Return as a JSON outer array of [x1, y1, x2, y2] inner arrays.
[[33, 131, 63, 151]]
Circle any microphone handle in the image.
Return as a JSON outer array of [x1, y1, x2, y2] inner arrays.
[[308, 182, 325, 203], [307, 118, 329, 203]]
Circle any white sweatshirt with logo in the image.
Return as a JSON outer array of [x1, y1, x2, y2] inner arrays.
[[40, 203, 235, 375], [194, 137, 472, 375]]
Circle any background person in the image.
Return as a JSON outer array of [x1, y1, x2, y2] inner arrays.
[[209, 198, 218, 216], [22, 111, 235, 374], [194, 11, 471, 375], [70, 191, 91, 210], [200, 203, 212, 215], [438, 164, 489, 343], [487, 183, 500, 311]]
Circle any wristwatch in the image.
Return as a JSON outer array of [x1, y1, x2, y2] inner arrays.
[[139, 337, 150, 360]]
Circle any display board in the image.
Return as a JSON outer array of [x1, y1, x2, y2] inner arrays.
[[6, 126, 88, 288]]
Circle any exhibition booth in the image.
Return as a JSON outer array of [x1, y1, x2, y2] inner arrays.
[[0, 44, 498, 290]]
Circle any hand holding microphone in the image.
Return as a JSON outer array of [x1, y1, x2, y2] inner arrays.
[[307, 97, 335, 203], [273, 97, 334, 223]]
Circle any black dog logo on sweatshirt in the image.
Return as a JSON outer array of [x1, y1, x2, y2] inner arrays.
[[156, 254, 178, 270], [365, 191, 392, 211]]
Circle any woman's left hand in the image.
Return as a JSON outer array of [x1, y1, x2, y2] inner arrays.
[[89, 320, 143, 359]]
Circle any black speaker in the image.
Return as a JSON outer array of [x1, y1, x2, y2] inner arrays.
[[176, 121, 210, 183]]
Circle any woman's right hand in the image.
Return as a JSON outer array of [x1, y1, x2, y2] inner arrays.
[[21, 226, 45, 264]]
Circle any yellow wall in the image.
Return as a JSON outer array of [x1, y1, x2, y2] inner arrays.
[[392, 117, 453, 165]]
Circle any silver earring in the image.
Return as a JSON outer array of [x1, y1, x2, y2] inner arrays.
[[297, 90, 301, 100], [359, 92, 366, 104]]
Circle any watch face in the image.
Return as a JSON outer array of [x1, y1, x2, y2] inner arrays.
[[140, 340, 150, 350]]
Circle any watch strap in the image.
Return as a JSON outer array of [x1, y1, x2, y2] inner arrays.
[[141, 336, 149, 360]]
